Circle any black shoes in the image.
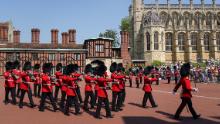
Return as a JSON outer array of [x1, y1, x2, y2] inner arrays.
[[95, 115, 102, 119], [193, 114, 201, 120], [106, 115, 114, 118], [152, 105, 158, 108], [30, 104, 37, 108]]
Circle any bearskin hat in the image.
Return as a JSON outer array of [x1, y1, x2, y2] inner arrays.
[[56, 63, 62, 71], [117, 63, 123, 72], [173, 66, 177, 70], [5, 61, 13, 71], [13, 60, 20, 69], [96, 64, 107, 76], [110, 62, 117, 73], [34, 64, 40, 70], [180, 63, 191, 77], [63, 66, 68, 75], [66, 64, 74, 75], [23, 61, 32, 71], [144, 66, 153, 75], [91, 60, 105, 75], [43, 63, 53, 73], [73, 64, 79, 72], [84, 64, 92, 74]]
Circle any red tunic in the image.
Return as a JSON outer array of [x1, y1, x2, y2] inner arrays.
[[96, 77, 112, 98], [174, 70, 180, 77], [41, 74, 53, 93], [173, 77, 192, 98], [55, 71, 63, 87], [12, 69, 22, 84], [33, 71, 41, 84], [143, 76, 157, 92], [20, 71, 32, 91], [166, 70, 172, 77], [66, 76, 77, 96], [111, 73, 123, 92], [61, 75, 68, 92], [84, 75, 95, 92], [4, 71, 16, 88]]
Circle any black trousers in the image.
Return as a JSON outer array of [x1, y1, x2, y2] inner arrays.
[[65, 96, 80, 114], [136, 78, 139, 88], [34, 84, 41, 97], [16, 84, 21, 97], [142, 92, 156, 107], [60, 91, 66, 109], [54, 86, 60, 101], [95, 97, 111, 117], [174, 77, 178, 84], [75, 87, 83, 103], [140, 77, 143, 84], [129, 79, 132, 87], [112, 91, 122, 110], [5, 87, 16, 104], [167, 77, 171, 84], [121, 89, 126, 105], [39, 92, 57, 111], [175, 97, 198, 118], [84, 91, 95, 110], [19, 89, 34, 107]]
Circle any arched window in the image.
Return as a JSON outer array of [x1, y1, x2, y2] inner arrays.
[[178, 33, 185, 51], [217, 33, 220, 51], [166, 33, 172, 51], [206, 13, 212, 26], [204, 33, 210, 51], [191, 33, 198, 51], [146, 32, 150, 50], [154, 32, 159, 50], [217, 13, 220, 26]]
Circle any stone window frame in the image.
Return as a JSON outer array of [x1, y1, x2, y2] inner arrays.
[[154, 31, 159, 50], [178, 32, 185, 51], [217, 32, 220, 51], [146, 32, 150, 51], [95, 44, 104, 53], [48, 53, 56, 61], [204, 33, 210, 51], [191, 33, 198, 51], [165, 32, 172, 51]]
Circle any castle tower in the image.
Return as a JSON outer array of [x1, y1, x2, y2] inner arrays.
[[132, 0, 144, 60]]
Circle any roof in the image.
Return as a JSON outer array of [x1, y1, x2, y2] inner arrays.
[[84, 37, 114, 42]]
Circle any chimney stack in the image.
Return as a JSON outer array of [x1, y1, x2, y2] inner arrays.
[[31, 28, 40, 44], [120, 31, 131, 66], [51, 29, 59, 45], [62, 32, 69, 45], [13, 30, 20, 44], [69, 29, 76, 44]]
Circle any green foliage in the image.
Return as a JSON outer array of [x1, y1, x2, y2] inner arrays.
[[152, 60, 165, 67], [120, 16, 131, 32], [99, 29, 119, 47], [191, 62, 206, 69]]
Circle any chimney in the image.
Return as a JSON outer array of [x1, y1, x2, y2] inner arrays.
[[69, 29, 76, 43], [13, 30, 20, 44], [62, 32, 69, 45], [31, 28, 40, 44], [51, 29, 59, 44], [120, 31, 131, 66]]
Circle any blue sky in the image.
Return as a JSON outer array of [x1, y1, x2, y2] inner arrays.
[[0, 0, 218, 44]]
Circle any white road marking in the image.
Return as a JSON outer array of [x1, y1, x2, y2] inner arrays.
[[153, 90, 220, 100]]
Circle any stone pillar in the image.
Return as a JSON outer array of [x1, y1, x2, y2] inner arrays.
[[120, 31, 131, 66], [31, 28, 40, 44], [13, 30, 20, 44], [51, 29, 59, 45], [198, 32, 205, 62], [172, 32, 178, 62], [69, 29, 76, 44], [186, 32, 192, 62], [211, 31, 218, 59], [62, 32, 69, 45]]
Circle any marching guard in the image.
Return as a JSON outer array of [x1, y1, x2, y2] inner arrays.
[[83, 64, 96, 111], [166, 66, 172, 84], [33, 64, 41, 97], [54, 63, 63, 102], [142, 66, 158, 108], [12, 60, 22, 97], [173, 63, 201, 120], [64, 64, 81, 116], [39, 63, 58, 112], [72, 64, 83, 104], [60, 67, 68, 109], [174, 66, 180, 84], [19, 61, 36, 108], [3, 61, 17, 105], [95, 64, 113, 119]]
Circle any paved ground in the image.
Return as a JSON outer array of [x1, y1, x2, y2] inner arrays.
[[0, 78, 220, 124]]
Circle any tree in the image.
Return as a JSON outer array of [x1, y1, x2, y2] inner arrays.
[[120, 16, 131, 32], [99, 29, 119, 47]]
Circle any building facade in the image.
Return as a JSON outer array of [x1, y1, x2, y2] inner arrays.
[[130, 0, 220, 64], [0, 22, 130, 75]]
